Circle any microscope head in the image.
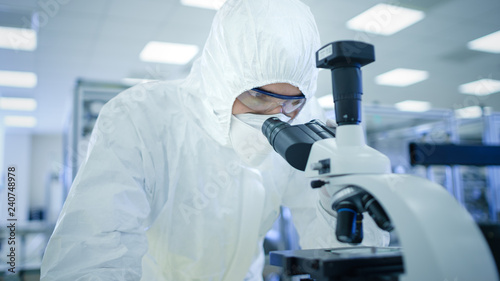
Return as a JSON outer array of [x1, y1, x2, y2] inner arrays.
[[316, 41, 375, 68], [262, 41, 389, 176], [316, 41, 375, 126], [261, 41, 391, 246]]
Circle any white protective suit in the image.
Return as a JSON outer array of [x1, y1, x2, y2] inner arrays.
[[41, 0, 389, 280]]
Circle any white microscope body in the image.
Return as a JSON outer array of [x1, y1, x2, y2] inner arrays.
[[264, 41, 498, 281], [305, 124, 498, 281]]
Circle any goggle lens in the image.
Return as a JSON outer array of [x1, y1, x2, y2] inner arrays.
[[236, 88, 306, 117]]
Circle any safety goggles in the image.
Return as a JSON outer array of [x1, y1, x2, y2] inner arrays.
[[237, 88, 306, 118]]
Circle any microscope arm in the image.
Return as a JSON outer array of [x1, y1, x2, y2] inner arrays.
[[323, 174, 498, 281]]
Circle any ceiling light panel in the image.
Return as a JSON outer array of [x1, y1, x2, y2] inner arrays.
[[180, 0, 227, 10], [0, 70, 37, 88], [455, 106, 482, 119], [395, 100, 431, 112], [346, 4, 425, 36], [375, 68, 429, 87], [458, 79, 500, 96], [4, 116, 37, 128], [467, 30, 500, 54], [0, 26, 37, 51], [140, 41, 199, 65], [0, 97, 37, 111]]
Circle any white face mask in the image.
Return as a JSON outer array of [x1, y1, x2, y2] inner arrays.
[[229, 113, 288, 167]]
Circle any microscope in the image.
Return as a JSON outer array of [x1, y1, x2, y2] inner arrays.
[[262, 41, 498, 281]]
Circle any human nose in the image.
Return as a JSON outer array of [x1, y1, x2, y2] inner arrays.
[[267, 104, 284, 114]]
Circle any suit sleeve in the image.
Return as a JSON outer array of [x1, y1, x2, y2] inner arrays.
[[41, 100, 155, 281]]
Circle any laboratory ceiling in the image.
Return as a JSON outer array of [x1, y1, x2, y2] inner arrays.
[[0, 0, 499, 134]]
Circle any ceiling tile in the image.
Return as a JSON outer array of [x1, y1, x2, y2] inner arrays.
[[58, 0, 111, 16], [0, 49, 36, 71], [39, 10, 103, 35], [96, 15, 156, 43], [106, 0, 177, 23], [37, 28, 95, 50], [2, 0, 500, 134]]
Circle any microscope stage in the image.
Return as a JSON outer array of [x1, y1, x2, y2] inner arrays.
[[270, 246, 403, 281]]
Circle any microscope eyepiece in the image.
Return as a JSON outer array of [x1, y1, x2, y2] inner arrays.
[[262, 117, 291, 148], [262, 118, 335, 171]]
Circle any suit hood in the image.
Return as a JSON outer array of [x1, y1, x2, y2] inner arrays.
[[180, 0, 321, 145]]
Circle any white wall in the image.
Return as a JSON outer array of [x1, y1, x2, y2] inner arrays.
[[1, 133, 63, 223], [29, 134, 63, 211]]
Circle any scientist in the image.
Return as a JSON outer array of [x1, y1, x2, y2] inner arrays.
[[41, 0, 389, 280]]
